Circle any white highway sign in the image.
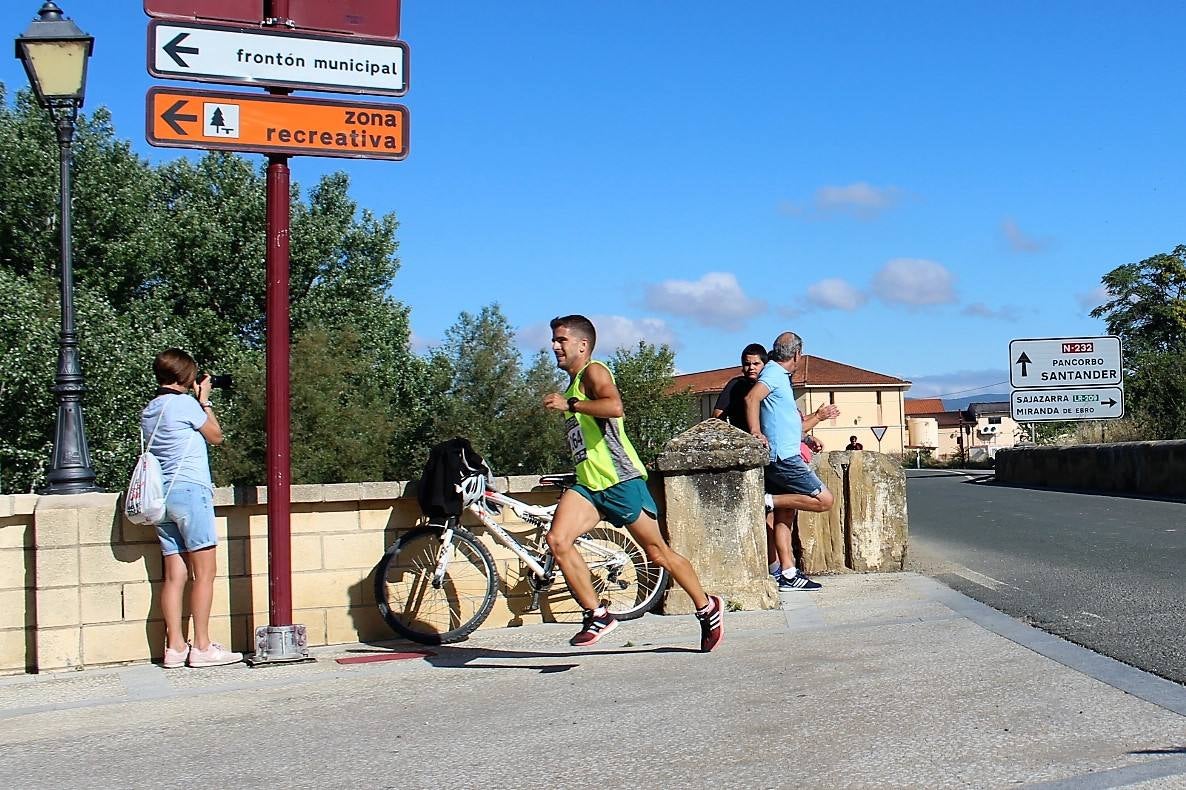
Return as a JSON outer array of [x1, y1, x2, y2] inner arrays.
[[1010, 386, 1124, 422], [148, 21, 408, 96], [1009, 335, 1123, 389]]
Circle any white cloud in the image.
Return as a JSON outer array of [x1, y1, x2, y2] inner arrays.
[[1075, 285, 1111, 313], [1002, 218, 1049, 253], [518, 315, 679, 355], [906, 369, 1010, 399], [645, 272, 766, 330], [961, 302, 1024, 321], [779, 182, 903, 220], [816, 182, 902, 219], [872, 258, 957, 306], [806, 278, 867, 311]]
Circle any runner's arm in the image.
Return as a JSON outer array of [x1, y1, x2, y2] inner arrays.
[[572, 362, 625, 418]]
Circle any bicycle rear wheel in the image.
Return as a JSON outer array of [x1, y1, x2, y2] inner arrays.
[[375, 525, 498, 645], [573, 526, 669, 620]]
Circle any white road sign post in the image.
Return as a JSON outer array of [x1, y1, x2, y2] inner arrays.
[[1009, 336, 1122, 388], [1009, 336, 1124, 423], [148, 21, 409, 96], [1010, 386, 1124, 422]]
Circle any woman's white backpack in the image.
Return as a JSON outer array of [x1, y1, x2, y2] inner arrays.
[[124, 398, 193, 525]]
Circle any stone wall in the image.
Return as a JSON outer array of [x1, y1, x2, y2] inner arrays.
[[796, 451, 909, 575], [1, 478, 584, 675], [656, 420, 779, 614], [995, 440, 1186, 497]]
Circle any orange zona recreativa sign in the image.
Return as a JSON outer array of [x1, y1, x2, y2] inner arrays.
[[146, 87, 408, 160]]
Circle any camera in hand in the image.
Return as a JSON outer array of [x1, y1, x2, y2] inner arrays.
[[199, 373, 233, 390]]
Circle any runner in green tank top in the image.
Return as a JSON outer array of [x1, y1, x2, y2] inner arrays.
[[543, 314, 723, 652]]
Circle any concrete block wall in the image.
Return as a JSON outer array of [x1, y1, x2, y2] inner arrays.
[[4, 477, 585, 675], [995, 440, 1186, 497], [0, 495, 37, 673]]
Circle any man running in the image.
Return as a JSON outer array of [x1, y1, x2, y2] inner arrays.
[[543, 315, 723, 652]]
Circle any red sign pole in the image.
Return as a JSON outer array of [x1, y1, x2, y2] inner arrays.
[[250, 0, 307, 664], [264, 151, 292, 627]]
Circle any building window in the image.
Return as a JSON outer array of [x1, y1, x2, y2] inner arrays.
[[828, 391, 835, 405], [876, 390, 882, 405], [988, 416, 1002, 425]]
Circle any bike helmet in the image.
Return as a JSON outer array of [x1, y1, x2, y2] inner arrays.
[[458, 474, 486, 507]]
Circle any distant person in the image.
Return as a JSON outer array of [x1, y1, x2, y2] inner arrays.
[[143, 349, 242, 669], [712, 343, 767, 427], [846, 436, 863, 451], [543, 315, 723, 652], [745, 332, 839, 591]]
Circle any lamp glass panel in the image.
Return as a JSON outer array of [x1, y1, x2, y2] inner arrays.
[[20, 40, 87, 99]]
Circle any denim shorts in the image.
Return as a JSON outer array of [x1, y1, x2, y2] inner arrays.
[[156, 482, 218, 556], [765, 455, 825, 497], [572, 477, 660, 528]]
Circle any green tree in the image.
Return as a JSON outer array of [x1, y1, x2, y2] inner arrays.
[[608, 341, 697, 466], [213, 328, 395, 486], [0, 83, 424, 490], [1090, 246, 1186, 438]]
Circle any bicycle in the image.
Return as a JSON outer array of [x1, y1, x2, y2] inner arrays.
[[374, 472, 670, 645]]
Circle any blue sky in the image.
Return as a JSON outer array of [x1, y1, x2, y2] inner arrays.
[[4, 2, 1184, 399]]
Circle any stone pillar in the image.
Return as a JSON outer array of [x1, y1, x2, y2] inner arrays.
[[655, 420, 778, 614], [796, 451, 908, 575], [846, 451, 908, 572]]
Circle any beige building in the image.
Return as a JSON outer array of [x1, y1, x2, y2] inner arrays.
[[672, 355, 912, 453], [904, 399, 1024, 461]]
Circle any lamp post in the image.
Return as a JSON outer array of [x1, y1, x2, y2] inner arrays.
[[15, 1, 98, 494]]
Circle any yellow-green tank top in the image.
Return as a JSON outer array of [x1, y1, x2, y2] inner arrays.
[[563, 361, 647, 491]]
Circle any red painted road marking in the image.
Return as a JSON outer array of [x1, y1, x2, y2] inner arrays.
[[336, 651, 434, 665]]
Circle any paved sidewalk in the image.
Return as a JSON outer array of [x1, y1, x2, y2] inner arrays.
[[3, 573, 1186, 788]]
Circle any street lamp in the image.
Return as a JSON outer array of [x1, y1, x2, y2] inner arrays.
[[15, 2, 98, 494]]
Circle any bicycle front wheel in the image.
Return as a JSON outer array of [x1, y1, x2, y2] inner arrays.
[[375, 525, 498, 645], [573, 526, 669, 620]]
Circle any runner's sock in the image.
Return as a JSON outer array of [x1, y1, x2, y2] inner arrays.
[[780, 567, 798, 580], [695, 599, 713, 615], [592, 606, 608, 617]]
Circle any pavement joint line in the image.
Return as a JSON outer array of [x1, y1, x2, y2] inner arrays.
[[119, 664, 172, 700], [905, 574, 1186, 718], [1022, 753, 1186, 789], [780, 590, 826, 630]]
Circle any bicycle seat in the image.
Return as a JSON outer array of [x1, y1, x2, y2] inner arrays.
[[538, 473, 576, 489]]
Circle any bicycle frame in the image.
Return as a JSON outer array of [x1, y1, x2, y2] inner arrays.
[[429, 483, 632, 600]]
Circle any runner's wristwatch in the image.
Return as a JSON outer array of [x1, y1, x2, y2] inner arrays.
[[567, 397, 579, 413]]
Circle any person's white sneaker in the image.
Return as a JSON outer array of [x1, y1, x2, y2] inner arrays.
[[162, 643, 190, 669], [187, 642, 243, 668], [764, 493, 774, 512]]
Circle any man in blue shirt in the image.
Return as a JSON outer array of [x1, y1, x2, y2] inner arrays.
[[745, 331, 839, 591]]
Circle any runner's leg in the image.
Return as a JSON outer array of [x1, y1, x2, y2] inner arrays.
[[545, 489, 604, 611], [625, 512, 709, 610]]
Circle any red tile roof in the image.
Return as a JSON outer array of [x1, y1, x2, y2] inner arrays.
[[672, 355, 909, 394], [905, 398, 945, 415]]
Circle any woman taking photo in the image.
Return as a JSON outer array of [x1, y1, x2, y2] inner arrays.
[[142, 348, 241, 668]]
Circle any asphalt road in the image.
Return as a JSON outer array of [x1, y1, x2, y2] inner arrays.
[[905, 469, 1186, 684]]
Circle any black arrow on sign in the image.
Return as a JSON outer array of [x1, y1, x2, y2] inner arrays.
[[1015, 352, 1031, 376], [161, 100, 198, 135], [1102, 398, 1117, 407], [163, 32, 200, 68]]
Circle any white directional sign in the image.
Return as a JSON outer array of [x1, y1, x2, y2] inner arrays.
[[148, 21, 409, 96], [1011, 386, 1124, 422], [1009, 336, 1123, 389]]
